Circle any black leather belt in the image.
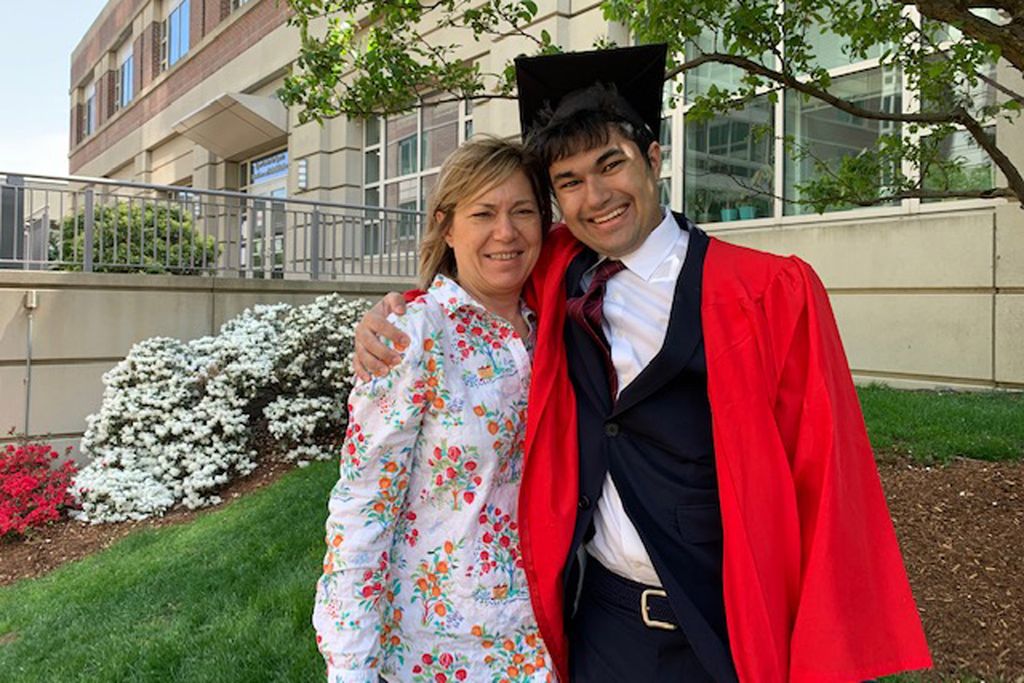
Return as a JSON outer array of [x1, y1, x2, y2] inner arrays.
[[584, 557, 680, 631]]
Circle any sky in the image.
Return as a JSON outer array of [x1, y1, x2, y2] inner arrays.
[[0, 0, 112, 177]]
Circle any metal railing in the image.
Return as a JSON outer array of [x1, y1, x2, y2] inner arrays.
[[0, 172, 424, 280]]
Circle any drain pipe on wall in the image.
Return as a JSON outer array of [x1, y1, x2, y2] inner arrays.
[[23, 290, 37, 436]]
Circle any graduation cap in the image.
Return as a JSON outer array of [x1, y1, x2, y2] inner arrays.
[[515, 44, 668, 139]]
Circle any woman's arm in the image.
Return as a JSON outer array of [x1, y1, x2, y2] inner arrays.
[[313, 304, 442, 683]]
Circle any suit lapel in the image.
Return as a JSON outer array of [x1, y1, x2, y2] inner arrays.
[[612, 216, 708, 416]]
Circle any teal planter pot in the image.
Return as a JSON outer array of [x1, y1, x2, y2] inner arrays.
[[720, 208, 738, 221]]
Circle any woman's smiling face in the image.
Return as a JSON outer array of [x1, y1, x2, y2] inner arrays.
[[442, 169, 543, 308]]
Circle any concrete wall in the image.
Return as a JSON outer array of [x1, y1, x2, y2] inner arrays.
[[0, 271, 414, 458], [710, 203, 1024, 390]]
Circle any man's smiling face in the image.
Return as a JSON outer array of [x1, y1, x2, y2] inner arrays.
[[548, 127, 663, 258]]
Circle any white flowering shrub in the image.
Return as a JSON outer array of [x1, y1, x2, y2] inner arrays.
[[72, 294, 371, 523]]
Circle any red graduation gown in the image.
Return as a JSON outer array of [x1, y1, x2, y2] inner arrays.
[[519, 226, 931, 682]]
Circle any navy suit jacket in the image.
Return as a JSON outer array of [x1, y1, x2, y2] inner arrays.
[[561, 215, 737, 682]]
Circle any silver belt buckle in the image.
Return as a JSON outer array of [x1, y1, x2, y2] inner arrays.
[[640, 588, 677, 630]]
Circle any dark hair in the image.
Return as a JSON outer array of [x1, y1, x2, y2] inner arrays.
[[524, 83, 658, 174]]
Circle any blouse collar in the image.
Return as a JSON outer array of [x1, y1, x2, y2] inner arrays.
[[427, 273, 536, 330]]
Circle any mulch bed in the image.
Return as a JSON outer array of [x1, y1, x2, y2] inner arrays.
[[0, 460, 294, 587], [2, 457, 1022, 680], [880, 457, 1023, 680]]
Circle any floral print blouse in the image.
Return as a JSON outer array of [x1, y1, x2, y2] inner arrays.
[[314, 274, 553, 683]]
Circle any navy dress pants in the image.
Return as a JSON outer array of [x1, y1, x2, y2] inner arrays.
[[569, 563, 717, 682]]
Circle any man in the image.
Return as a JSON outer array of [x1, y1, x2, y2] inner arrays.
[[353, 45, 931, 682]]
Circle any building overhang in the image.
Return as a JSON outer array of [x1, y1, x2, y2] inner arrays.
[[172, 93, 288, 161]]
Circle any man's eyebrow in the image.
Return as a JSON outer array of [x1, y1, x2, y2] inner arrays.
[[594, 146, 625, 166]]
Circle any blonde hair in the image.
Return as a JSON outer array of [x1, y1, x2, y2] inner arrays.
[[419, 136, 551, 289]]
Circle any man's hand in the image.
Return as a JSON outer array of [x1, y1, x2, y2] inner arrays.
[[353, 292, 410, 381]]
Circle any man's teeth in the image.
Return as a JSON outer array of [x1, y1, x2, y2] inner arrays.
[[593, 206, 627, 224], [487, 252, 520, 260]]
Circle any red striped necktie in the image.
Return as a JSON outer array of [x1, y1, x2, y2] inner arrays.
[[566, 258, 626, 395]]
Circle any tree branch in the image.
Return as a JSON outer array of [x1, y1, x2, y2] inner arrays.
[[866, 187, 1016, 202], [332, 93, 517, 119], [901, 0, 1022, 9], [667, 52, 959, 124], [955, 105, 1024, 203], [487, 4, 546, 47], [698, 164, 1015, 211], [975, 69, 1024, 106], [915, 1, 1024, 72]]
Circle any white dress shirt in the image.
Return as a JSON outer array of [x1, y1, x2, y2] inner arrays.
[[582, 209, 689, 587]]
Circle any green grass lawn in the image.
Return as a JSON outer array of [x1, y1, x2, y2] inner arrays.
[[0, 460, 338, 683], [858, 384, 1024, 464], [1, 388, 1022, 682]]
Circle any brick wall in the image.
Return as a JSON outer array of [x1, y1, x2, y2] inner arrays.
[[133, 33, 144, 95], [141, 21, 162, 90], [190, 0, 205, 49], [103, 70, 117, 123], [71, 0, 292, 173], [70, 0, 148, 87], [204, 0, 232, 35]]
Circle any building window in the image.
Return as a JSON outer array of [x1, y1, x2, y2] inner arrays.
[[921, 127, 996, 203], [232, 0, 251, 10], [420, 99, 459, 171], [397, 135, 417, 176], [161, 0, 190, 71], [363, 98, 472, 255], [241, 149, 288, 278], [672, 7, 996, 223], [114, 43, 134, 111], [84, 82, 96, 136], [680, 29, 776, 221], [685, 96, 774, 223], [657, 113, 673, 208], [783, 67, 902, 215]]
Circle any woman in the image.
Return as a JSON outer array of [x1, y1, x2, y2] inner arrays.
[[313, 137, 555, 682]]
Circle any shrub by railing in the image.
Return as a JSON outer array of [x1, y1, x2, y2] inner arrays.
[[53, 203, 220, 275]]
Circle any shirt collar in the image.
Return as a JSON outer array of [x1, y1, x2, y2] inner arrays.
[[427, 273, 535, 327], [589, 208, 682, 282]]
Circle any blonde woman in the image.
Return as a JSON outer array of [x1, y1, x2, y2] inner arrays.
[[313, 137, 555, 682]]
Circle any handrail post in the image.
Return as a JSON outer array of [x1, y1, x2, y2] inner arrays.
[[310, 208, 321, 280], [245, 197, 256, 278], [83, 188, 94, 272]]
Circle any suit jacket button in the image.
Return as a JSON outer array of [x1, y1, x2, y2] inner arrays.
[[604, 422, 620, 437], [578, 495, 591, 510]]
